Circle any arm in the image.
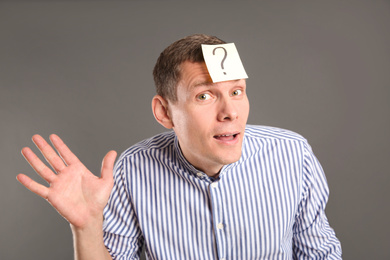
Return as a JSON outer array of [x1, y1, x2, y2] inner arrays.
[[292, 143, 342, 259], [17, 134, 116, 260], [102, 155, 145, 259]]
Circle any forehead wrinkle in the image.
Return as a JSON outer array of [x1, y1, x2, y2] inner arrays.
[[192, 81, 214, 89], [191, 79, 243, 90]]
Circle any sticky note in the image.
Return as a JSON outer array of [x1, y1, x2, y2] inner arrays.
[[201, 43, 248, 83]]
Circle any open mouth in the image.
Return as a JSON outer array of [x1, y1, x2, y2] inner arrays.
[[213, 133, 239, 141]]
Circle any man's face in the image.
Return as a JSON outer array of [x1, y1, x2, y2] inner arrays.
[[168, 61, 250, 177]]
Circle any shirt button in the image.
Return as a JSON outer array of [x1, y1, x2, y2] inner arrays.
[[196, 172, 203, 177], [217, 223, 223, 230], [211, 182, 218, 188]]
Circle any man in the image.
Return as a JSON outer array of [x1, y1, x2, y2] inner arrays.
[[18, 34, 342, 259]]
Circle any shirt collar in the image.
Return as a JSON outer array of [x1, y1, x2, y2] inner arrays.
[[173, 134, 246, 181], [173, 135, 200, 176]]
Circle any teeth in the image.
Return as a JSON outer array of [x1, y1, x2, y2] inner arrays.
[[217, 134, 235, 137]]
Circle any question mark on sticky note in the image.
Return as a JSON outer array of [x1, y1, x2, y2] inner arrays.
[[202, 43, 248, 83], [212, 47, 227, 75]]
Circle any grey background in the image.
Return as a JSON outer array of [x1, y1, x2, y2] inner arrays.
[[1, 1, 389, 259]]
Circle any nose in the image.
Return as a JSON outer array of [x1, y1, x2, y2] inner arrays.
[[217, 97, 238, 122]]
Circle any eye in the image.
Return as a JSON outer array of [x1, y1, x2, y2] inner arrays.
[[231, 89, 242, 96], [197, 93, 211, 100]]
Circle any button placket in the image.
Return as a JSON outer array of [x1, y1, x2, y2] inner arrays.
[[209, 180, 226, 260], [217, 222, 224, 230], [211, 182, 218, 188]]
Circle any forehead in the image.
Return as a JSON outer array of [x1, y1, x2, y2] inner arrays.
[[179, 61, 212, 86], [178, 61, 245, 91]]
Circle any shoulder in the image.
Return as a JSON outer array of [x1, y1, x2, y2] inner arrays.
[[244, 125, 317, 161], [117, 131, 176, 162], [244, 124, 307, 143]]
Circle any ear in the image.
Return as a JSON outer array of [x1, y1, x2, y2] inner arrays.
[[152, 95, 174, 129]]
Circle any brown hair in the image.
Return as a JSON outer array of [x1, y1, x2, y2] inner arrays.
[[153, 34, 226, 102]]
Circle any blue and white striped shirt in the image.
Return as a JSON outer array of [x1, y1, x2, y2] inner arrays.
[[103, 125, 342, 259]]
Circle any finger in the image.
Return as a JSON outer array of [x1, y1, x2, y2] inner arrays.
[[32, 134, 67, 173], [21, 147, 57, 183], [17, 173, 49, 199], [49, 134, 81, 166], [101, 150, 117, 181]]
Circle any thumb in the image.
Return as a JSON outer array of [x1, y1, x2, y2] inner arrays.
[[101, 150, 117, 181]]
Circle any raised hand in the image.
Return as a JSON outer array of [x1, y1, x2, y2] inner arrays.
[[17, 134, 117, 229]]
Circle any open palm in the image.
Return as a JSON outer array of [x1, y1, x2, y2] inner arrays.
[[17, 134, 117, 228]]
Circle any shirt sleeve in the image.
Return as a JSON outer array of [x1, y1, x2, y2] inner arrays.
[[292, 142, 342, 259], [103, 157, 144, 260]]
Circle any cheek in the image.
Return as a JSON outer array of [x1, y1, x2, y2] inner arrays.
[[241, 99, 250, 118], [178, 113, 212, 142], [171, 109, 196, 134], [171, 103, 216, 135]]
